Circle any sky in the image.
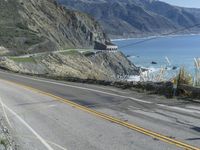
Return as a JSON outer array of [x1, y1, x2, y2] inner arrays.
[[159, 0, 200, 8]]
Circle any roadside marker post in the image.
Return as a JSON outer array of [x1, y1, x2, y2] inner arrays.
[[172, 78, 178, 97]]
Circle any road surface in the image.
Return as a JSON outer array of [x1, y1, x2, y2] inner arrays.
[[0, 70, 200, 150]]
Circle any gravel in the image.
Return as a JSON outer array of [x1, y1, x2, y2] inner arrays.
[[0, 118, 17, 150]]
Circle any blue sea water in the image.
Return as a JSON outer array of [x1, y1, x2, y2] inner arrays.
[[113, 35, 200, 78]]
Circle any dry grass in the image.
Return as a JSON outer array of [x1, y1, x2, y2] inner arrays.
[[138, 57, 200, 86], [177, 67, 193, 85], [139, 67, 166, 82]]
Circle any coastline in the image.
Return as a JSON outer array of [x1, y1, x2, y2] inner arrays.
[[113, 33, 199, 82], [111, 33, 200, 42]]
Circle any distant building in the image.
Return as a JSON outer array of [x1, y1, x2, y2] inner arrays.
[[94, 41, 118, 50]]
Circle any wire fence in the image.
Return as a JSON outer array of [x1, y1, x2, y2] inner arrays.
[[119, 23, 200, 49]]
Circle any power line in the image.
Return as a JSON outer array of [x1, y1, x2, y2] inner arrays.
[[118, 23, 200, 49]]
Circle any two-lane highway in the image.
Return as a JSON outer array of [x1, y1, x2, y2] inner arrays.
[[0, 70, 200, 150]]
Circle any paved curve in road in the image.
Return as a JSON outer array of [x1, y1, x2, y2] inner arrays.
[[0, 70, 200, 150]]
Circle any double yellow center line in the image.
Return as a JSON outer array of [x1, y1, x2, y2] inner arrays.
[[2, 79, 200, 150]]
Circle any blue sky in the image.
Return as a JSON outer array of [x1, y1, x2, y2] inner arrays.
[[159, 0, 200, 8]]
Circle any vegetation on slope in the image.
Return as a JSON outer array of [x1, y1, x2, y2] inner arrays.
[[0, 0, 108, 55], [59, 0, 200, 38]]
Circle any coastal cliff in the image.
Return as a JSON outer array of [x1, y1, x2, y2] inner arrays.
[[0, 0, 107, 55], [0, 0, 140, 81], [0, 51, 139, 81]]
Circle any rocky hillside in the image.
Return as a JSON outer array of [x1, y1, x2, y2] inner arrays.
[[0, 0, 108, 55], [0, 51, 139, 81], [59, 0, 200, 38], [0, 0, 140, 81]]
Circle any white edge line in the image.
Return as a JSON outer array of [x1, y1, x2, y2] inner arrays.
[[158, 104, 200, 114], [0, 97, 12, 128], [48, 141, 67, 150], [4, 71, 200, 115], [0, 71, 152, 104], [13, 134, 68, 150], [1, 100, 54, 150]]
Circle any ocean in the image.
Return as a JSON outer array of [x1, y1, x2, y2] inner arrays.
[[113, 35, 200, 81]]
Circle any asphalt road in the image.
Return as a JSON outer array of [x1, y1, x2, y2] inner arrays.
[[0, 70, 200, 150]]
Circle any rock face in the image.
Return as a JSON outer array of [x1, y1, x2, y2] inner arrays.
[[0, 0, 107, 55], [0, 0, 140, 81], [59, 0, 200, 38], [0, 51, 139, 81]]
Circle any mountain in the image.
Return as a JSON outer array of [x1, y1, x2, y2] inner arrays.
[[0, 0, 140, 81], [0, 0, 108, 55], [58, 0, 200, 38]]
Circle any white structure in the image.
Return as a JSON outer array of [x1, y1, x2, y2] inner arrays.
[[94, 41, 118, 51]]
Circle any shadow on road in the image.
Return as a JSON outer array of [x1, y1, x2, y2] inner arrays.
[[191, 126, 200, 132]]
